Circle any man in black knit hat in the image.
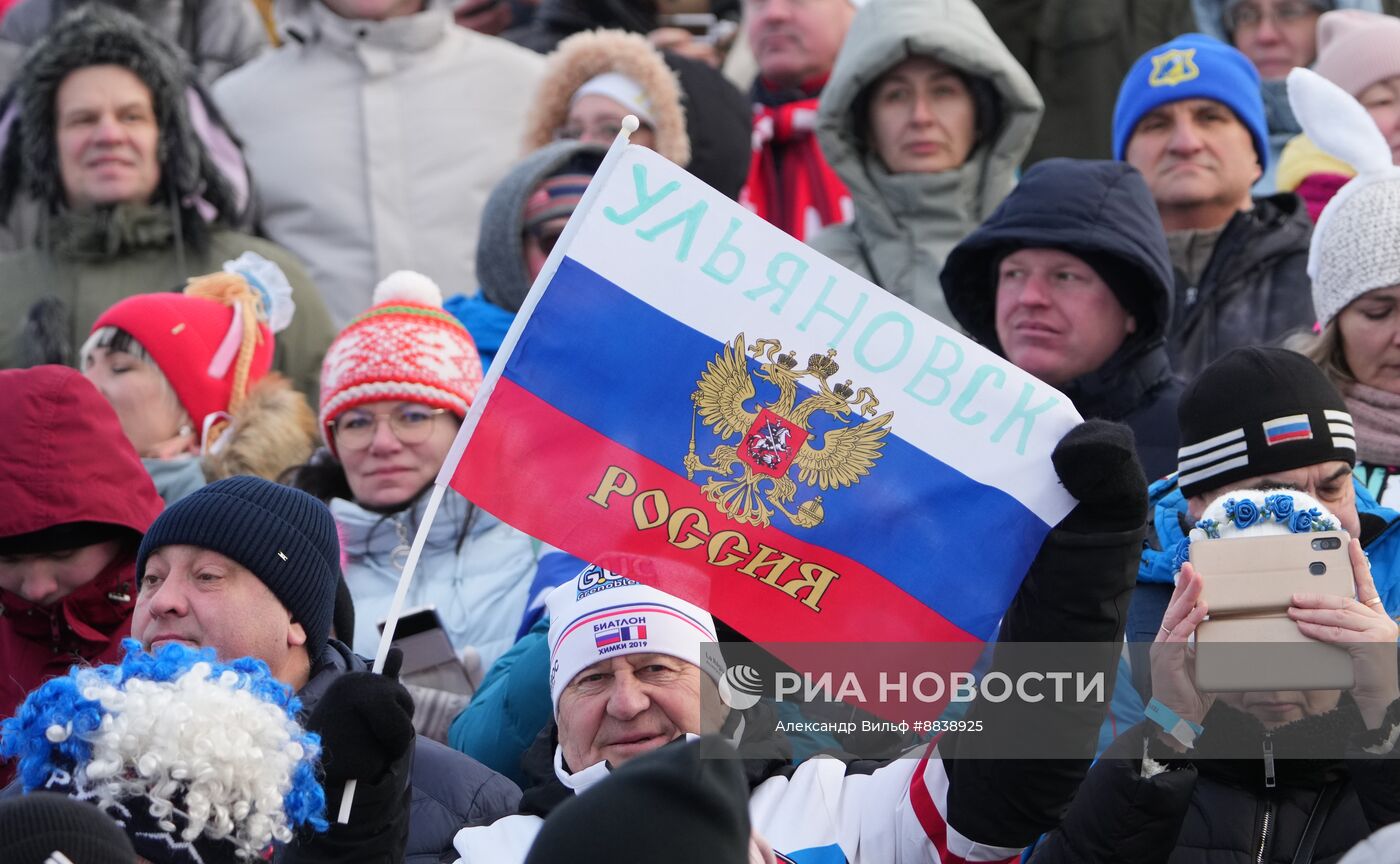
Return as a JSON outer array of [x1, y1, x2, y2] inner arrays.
[[133, 475, 521, 864], [1130, 345, 1400, 697]]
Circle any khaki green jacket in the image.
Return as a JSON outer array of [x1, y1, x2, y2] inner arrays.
[[0, 206, 333, 401]]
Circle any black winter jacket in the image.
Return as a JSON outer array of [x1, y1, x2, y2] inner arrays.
[[942, 159, 1183, 480], [1030, 700, 1400, 864], [1168, 193, 1315, 381], [301, 642, 522, 864]]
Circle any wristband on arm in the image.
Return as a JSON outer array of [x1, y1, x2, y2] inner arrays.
[[1146, 698, 1203, 750]]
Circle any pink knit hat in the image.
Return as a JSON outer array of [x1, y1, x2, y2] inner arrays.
[[1314, 9, 1400, 97], [318, 271, 483, 458]]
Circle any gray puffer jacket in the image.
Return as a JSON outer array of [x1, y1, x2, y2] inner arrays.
[[0, 0, 267, 88], [807, 0, 1042, 326]]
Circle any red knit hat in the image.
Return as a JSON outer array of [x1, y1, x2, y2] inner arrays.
[[89, 253, 293, 446], [318, 271, 483, 459]]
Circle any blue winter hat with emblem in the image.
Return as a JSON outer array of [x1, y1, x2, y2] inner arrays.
[[137, 476, 340, 661], [1113, 34, 1269, 172]]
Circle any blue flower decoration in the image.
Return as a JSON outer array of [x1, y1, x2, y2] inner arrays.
[[1266, 494, 1294, 521], [1170, 537, 1192, 573], [1231, 498, 1260, 530], [1289, 508, 1318, 533]]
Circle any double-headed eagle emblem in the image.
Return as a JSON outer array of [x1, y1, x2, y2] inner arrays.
[[683, 333, 893, 529]]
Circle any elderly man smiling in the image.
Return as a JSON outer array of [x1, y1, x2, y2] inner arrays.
[[453, 420, 1151, 863]]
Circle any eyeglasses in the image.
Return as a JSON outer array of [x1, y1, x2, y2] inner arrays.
[[332, 405, 447, 451], [1225, 0, 1320, 31]]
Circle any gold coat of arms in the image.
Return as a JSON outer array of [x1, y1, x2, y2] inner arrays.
[[683, 333, 894, 529]]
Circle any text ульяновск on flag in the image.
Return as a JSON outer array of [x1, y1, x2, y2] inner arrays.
[[440, 144, 1081, 646]]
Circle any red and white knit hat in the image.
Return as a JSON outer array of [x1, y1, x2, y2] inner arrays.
[[318, 271, 483, 457]]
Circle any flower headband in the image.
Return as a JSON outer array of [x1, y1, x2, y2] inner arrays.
[[1170, 490, 1340, 574]]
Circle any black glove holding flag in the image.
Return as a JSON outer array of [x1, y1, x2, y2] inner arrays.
[[282, 649, 415, 864], [943, 419, 1146, 848], [1051, 418, 1149, 535]]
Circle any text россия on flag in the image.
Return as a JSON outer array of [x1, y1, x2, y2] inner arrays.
[[439, 144, 1081, 646]]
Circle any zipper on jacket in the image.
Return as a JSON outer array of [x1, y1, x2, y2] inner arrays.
[[1262, 736, 1276, 789], [1255, 803, 1274, 864]]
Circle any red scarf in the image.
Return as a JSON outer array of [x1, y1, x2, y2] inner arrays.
[[740, 83, 850, 242]]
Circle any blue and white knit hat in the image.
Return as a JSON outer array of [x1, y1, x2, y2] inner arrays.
[[0, 641, 327, 864], [546, 566, 725, 712]]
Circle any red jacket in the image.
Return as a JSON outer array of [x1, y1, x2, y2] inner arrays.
[[0, 367, 162, 744]]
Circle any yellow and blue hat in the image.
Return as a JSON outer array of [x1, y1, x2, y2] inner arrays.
[[1112, 34, 1269, 171]]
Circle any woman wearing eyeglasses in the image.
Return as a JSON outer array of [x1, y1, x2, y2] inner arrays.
[[292, 270, 557, 673], [523, 29, 687, 164]]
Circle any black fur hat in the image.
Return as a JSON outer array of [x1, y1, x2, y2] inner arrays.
[[0, 4, 237, 227]]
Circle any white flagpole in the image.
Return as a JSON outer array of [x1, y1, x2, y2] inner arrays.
[[434, 115, 642, 484], [339, 116, 642, 825]]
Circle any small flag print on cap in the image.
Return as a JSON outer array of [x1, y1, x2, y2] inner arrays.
[[1263, 414, 1313, 446]]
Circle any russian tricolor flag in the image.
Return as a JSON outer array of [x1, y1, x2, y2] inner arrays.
[[438, 142, 1082, 647], [1263, 414, 1313, 446]]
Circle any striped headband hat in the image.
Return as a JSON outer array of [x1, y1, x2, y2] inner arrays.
[[546, 565, 725, 713], [318, 271, 483, 458], [1176, 347, 1356, 498]]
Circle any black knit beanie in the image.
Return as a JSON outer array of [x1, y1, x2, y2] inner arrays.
[[1177, 347, 1356, 498], [0, 792, 136, 864], [137, 476, 341, 660], [524, 736, 751, 864]]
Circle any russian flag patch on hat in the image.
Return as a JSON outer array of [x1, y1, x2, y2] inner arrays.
[[1263, 414, 1313, 445]]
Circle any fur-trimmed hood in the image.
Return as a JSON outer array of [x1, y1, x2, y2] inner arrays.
[[204, 373, 318, 484], [522, 29, 689, 167], [138, 374, 318, 505], [0, 4, 240, 229]]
